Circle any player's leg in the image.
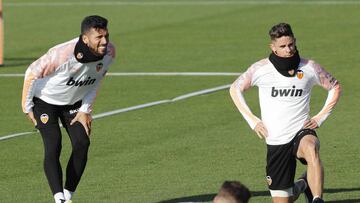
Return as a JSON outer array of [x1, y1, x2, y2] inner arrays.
[[294, 172, 313, 203], [271, 190, 294, 203], [292, 176, 307, 201], [272, 196, 293, 203], [33, 97, 65, 201], [64, 121, 90, 192], [295, 129, 324, 202], [60, 102, 90, 198], [266, 143, 296, 203]]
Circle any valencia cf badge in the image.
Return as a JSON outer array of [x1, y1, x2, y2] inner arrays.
[[266, 176, 272, 186], [76, 52, 83, 60], [40, 114, 49, 124], [296, 70, 304, 79], [96, 63, 103, 72]]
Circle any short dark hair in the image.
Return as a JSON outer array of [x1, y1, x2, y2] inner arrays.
[[269, 23, 294, 40], [218, 181, 251, 203], [81, 15, 108, 34]]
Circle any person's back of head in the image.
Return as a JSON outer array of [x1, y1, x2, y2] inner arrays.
[[213, 181, 251, 203]]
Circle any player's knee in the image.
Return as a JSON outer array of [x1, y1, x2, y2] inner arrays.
[[298, 136, 319, 155], [44, 144, 61, 158], [44, 150, 61, 163], [301, 140, 320, 162], [77, 138, 90, 149], [308, 139, 320, 152], [73, 137, 90, 152]]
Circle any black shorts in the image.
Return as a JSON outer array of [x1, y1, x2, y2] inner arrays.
[[266, 129, 317, 190], [33, 97, 82, 130]]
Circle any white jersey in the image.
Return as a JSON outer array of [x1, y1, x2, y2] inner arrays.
[[230, 58, 341, 145], [22, 38, 116, 114]]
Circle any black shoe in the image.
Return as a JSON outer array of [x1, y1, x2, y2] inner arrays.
[[312, 197, 324, 203], [298, 172, 313, 203], [293, 179, 307, 201]]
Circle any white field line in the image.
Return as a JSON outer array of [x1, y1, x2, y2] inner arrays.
[[0, 73, 25, 77], [107, 72, 240, 76], [4, 1, 360, 7], [0, 72, 240, 77], [92, 100, 170, 119], [0, 131, 38, 141], [0, 84, 231, 141]]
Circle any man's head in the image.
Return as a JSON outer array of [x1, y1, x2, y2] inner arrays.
[[269, 23, 296, 58], [213, 181, 251, 203], [81, 15, 109, 56]]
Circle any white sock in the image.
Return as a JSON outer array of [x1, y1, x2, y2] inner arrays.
[[313, 195, 321, 200], [64, 188, 74, 201], [54, 192, 65, 203]]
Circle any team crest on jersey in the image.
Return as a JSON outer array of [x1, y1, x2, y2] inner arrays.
[[40, 114, 49, 124], [76, 52, 83, 60], [96, 63, 103, 72], [296, 70, 304, 79], [266, 176, 272, 186]]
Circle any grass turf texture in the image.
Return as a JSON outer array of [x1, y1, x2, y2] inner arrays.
[[1, 0, 360, 202]]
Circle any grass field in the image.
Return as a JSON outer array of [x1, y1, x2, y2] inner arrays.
[[1, 0, 360, 202]]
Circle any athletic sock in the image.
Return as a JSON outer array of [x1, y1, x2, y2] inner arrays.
[[54, 192, 65, 203], [312, 196, 324, 203], [64, 188, 74, 201], [313, 196, 321, 200]]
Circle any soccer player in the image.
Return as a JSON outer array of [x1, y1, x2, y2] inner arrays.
[[213, 181, 251, 203], [229, 23, 341, 203], [21, 15, 115, 203]]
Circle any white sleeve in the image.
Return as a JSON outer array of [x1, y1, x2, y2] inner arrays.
[[22, 68, 37, 113], [311, 62, 342, 126], [312, 84, 341, 126], [21, 49, 58, 113], [229, 66, 261, 129], [79, 73, 106, 114]]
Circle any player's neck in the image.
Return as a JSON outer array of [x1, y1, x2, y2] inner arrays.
[[269, 50, 300, 77], [74, 35, 105, 63]]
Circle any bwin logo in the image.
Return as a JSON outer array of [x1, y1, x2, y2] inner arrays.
[[271, 86, 303, 97], [66, 77, 96, 87]]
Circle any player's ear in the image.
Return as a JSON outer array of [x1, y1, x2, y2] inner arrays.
[[269, 42, 276, 53], [82, 34, 89, 45]]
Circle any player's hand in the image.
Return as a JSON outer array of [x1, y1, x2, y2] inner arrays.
[[26, 111, 37, 126], [254, 122, 268, 139], [70, 112, 92, 136], [303, 119, 318, 129]]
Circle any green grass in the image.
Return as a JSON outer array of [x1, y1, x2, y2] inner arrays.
[[1, 0, 360, 202]]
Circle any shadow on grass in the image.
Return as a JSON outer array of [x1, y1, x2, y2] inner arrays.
[[158, 187, 360, 203], [157, 193, 215, 203], [1, 57, 37, 67], [157, 191, 269, 203], [327, 199, 360, 203]]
